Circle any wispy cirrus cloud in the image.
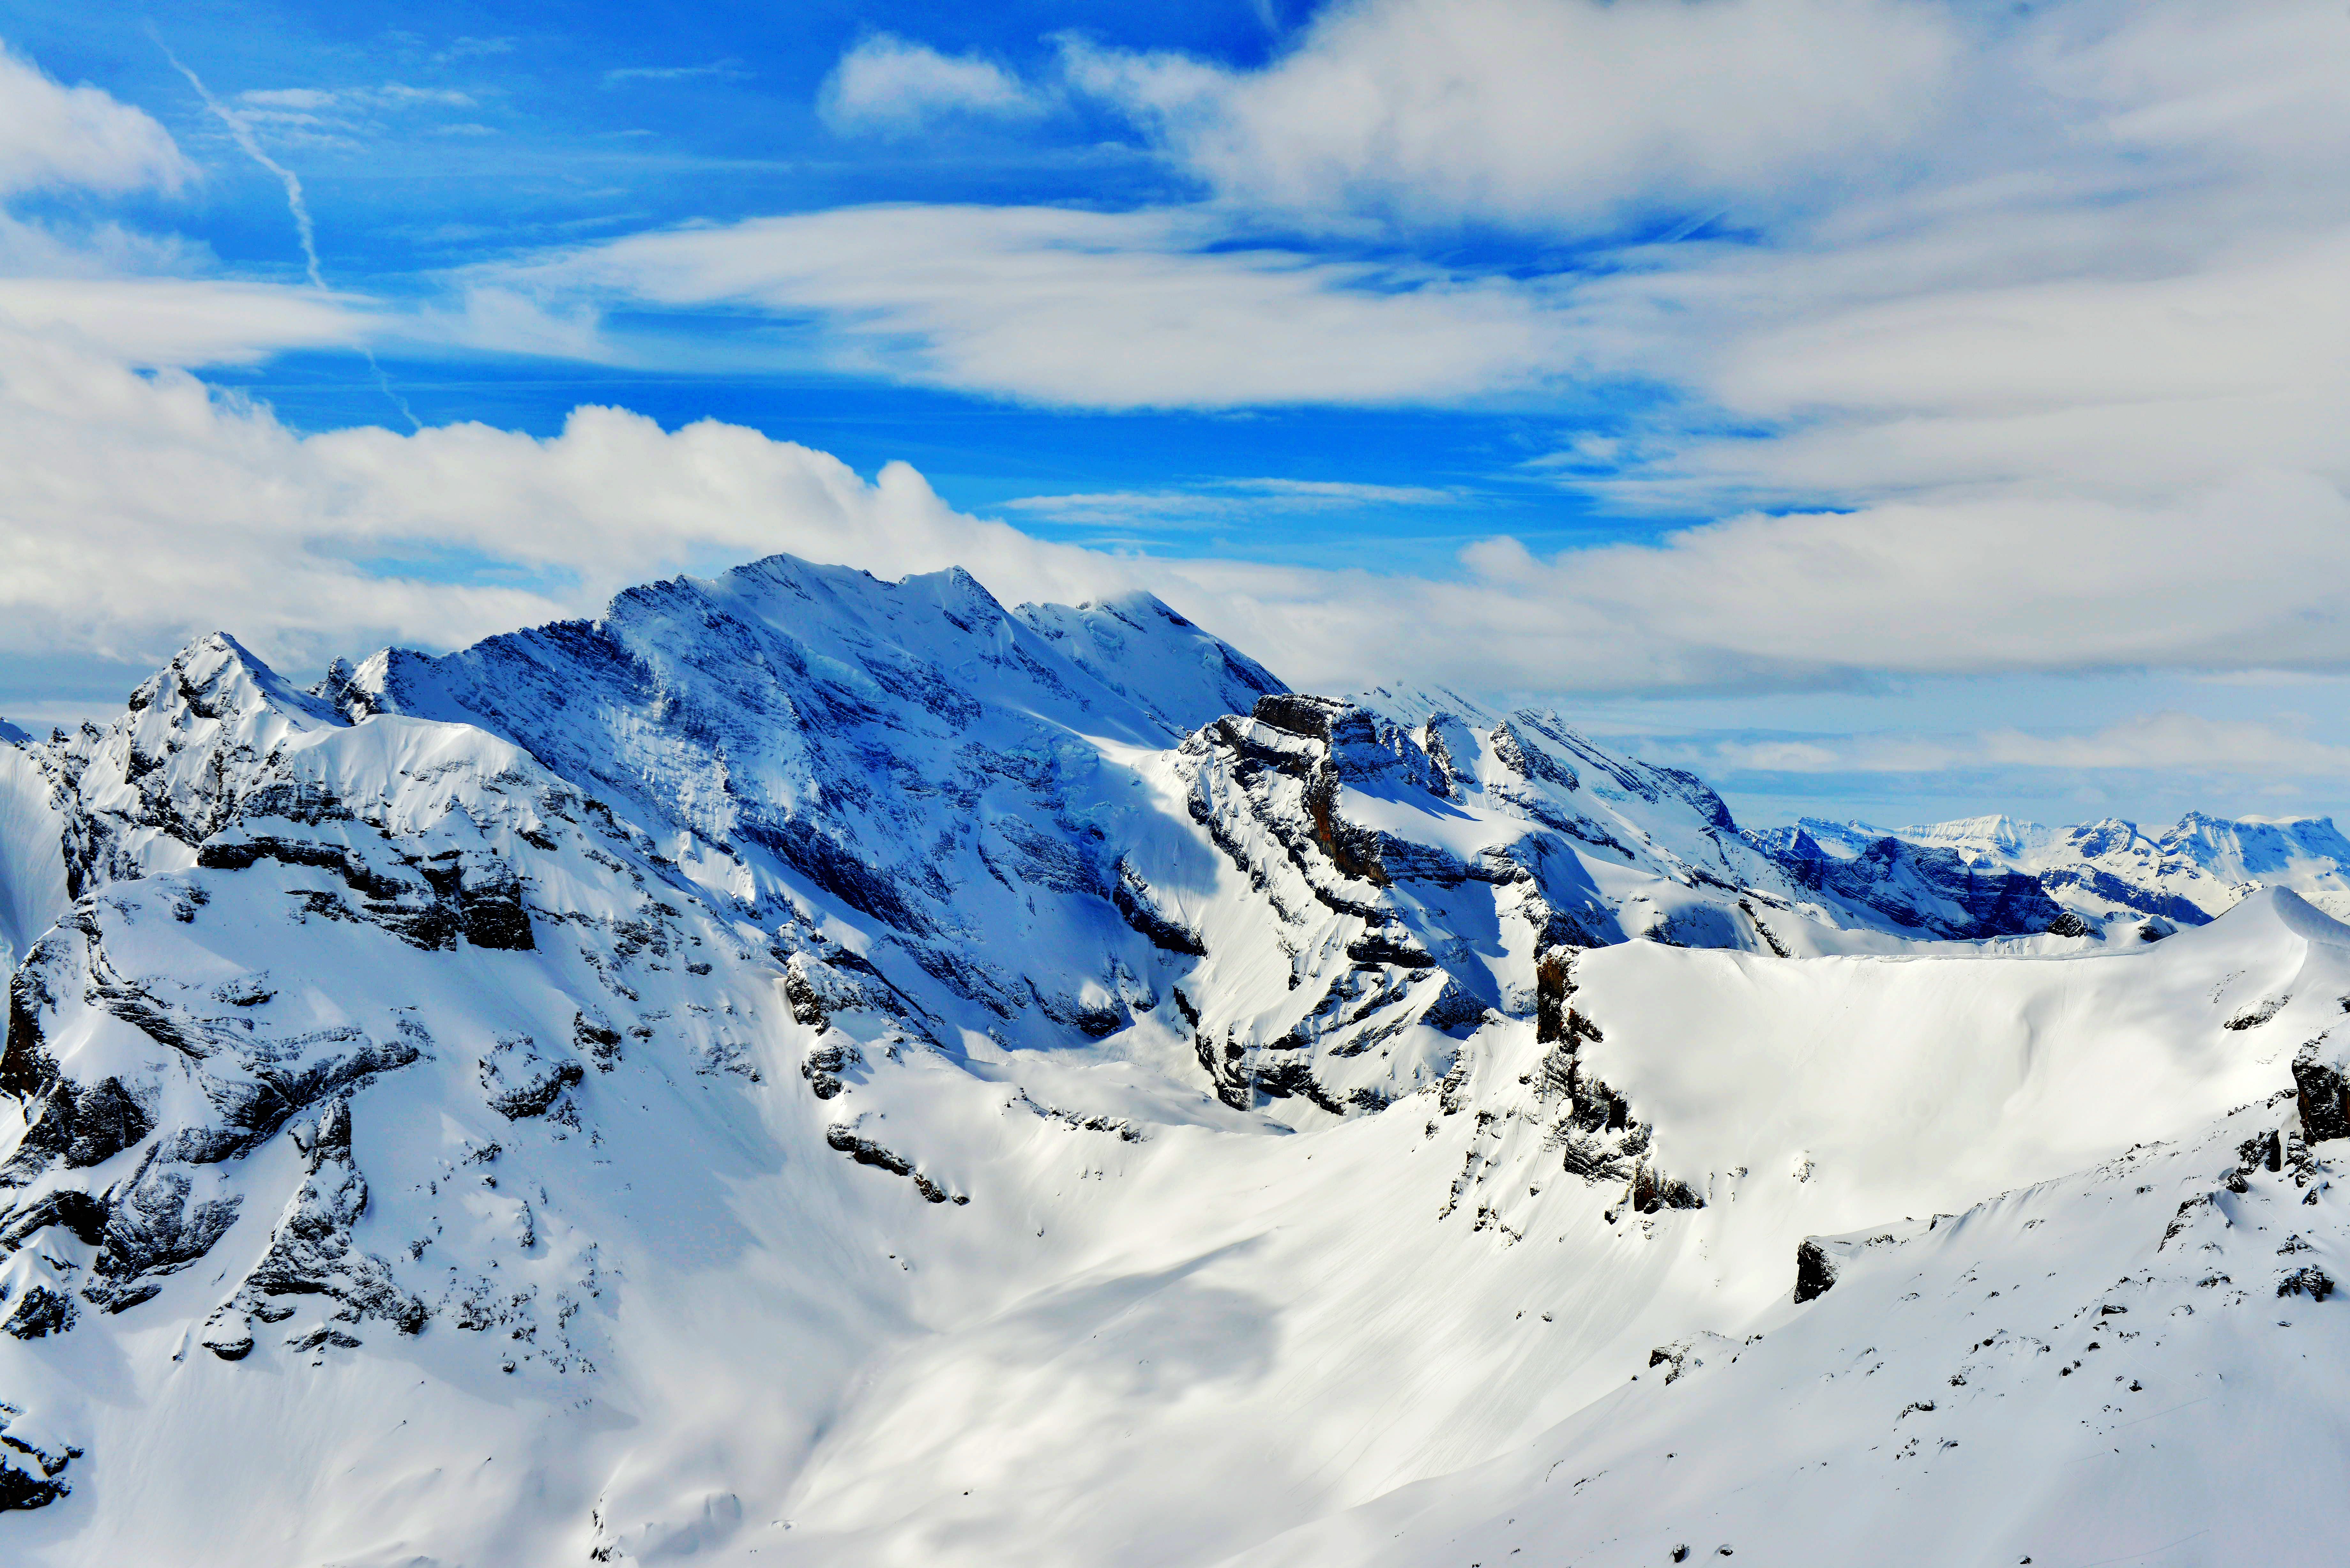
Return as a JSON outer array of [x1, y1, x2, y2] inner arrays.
[[1005, 477, 1459, 529], [602, 61, 751, 86]]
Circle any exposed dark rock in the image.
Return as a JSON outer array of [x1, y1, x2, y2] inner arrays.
[[1793, 1238, 1838, 1303], [201, 1096, 425, 1357], [2224, 997, 2286, 1031], [2292, 1059, 2350, 1143], [1345, 931, 1436, 969], [1419, 976, 1490, 1038], [74, 1158, 243, 1311], [1250, 693, 1348, 741], [825, 1123, 959, 1202], [2, 958, 58, 1101], [483, 1049, 585, 1120], [2045, 911, 2092, 938], [1250, 1056, 1348, 1116], [2279, 1265, 2336, 1302], [2034, 868, 2209, 927], [1111, 862, 1208, 956], [202, 1328, 254, 1361], [826, 1124, 914, 1175], [0, 1424, 78, 1510], [1773, 834, 2068, 939], [1489, 722, 1577, 788], [742, 817, 933, 937], [3, 1285, 77, 1340], [458, 863, 534, 950], [0, 1188, 111, 1251], [63, 1077, 153, 1169], [1631, 1162, 1706, 1214], [572, 1012, 623, 1070], [801, 1037, 864, 1100]]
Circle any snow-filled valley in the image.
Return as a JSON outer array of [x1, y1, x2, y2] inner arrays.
[[0, 553, 2343, 1566]]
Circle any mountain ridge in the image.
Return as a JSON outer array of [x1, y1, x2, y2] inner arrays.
[[0, 551, 2344, 1565]]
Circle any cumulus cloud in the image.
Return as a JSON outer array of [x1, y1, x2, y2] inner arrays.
[[0, 40, 192, 196], [11, 302, 2350, 705], [1061, 0, 1961, 231], [820, 36, 1044, 136], [0, 322, 1132, 677]]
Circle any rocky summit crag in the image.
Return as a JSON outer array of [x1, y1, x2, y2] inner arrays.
[[0, 552, 2345, 1566]]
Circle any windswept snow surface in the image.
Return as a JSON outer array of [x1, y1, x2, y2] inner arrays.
[[1, 555, 2346, 1566]]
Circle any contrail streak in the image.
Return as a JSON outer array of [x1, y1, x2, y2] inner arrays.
[[155, 34, 421, 430], [157, 41, 323, 290]]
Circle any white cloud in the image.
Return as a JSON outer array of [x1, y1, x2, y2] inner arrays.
[[0, 322, 1133, 676], [16, 9, 2350, 742], [374, 84, 475, 108], [603, 62, 750, 86], [0, 45, 366, 367], [12, 306, 2350, 736], [482, 204, 1569, 407], [0, 40, 192, 196], [0, 278, 368, 363], [820, 35, 1044, 136], [1982, 715, 2350, 777], [1062, 0, 1961, 231], [1686, 715, 2350, 780], [1435, 462, 2350, 689], [0, 210, 210, 278], [1006, 477, 1457, 528]]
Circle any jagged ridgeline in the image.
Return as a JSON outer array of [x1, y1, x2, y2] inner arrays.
[[0, 552, 2345, 1564]]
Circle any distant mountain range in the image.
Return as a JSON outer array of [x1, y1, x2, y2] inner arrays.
[[1763, 810, 2350, 932]]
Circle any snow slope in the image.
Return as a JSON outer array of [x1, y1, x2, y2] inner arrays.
[[1, 555, 2345, 1566], [0, 743, 67, 970]]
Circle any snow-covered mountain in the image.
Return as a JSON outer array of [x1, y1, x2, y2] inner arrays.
[[1792, 810, 2350, 931], [0, 553, 2343, 1565]]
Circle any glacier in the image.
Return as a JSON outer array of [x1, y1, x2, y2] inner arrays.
[[0, 553, 2342, 1565]]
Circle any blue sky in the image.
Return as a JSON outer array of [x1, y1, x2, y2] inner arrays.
[[5, 1, 2350, 831]]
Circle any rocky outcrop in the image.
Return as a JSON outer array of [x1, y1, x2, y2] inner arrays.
[[2, 1285, 76, 1340], [2293, 1056, 2350, 1143], [1111, 861, 1208, 956], [825, 1122, 965, 1205], [479, 1036, 585, 1121], [1793, 1239, 1839, 1303], [0, 1404, 77, 1511], [200, 1097, 424, 1361]]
